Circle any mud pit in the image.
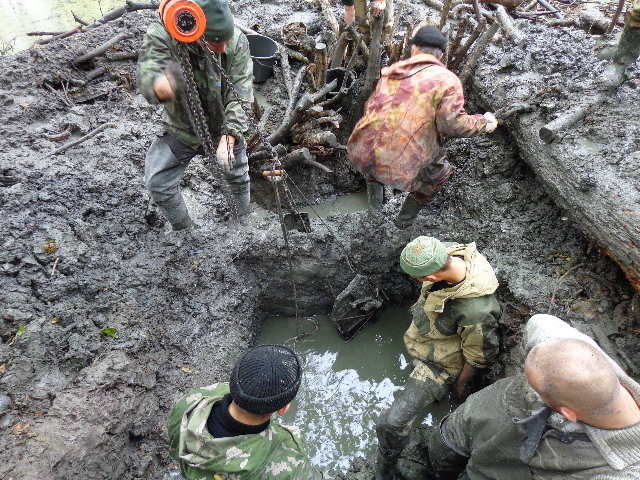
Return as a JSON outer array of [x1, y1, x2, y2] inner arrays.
[[0, 2, 639, 479]]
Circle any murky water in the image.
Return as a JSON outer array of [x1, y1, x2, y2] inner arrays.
[[259, 305, 451, 472], [0, 0, 123, 53], [300, 191, 368, 218]]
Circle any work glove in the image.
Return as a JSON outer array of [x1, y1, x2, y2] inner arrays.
[[483, 112, 498, 133], [343, 5, 355, 24], [370, 0, 386, 17], [216, 138, 235, 175]]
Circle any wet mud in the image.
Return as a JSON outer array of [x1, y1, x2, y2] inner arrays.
[[0, 3, 638, 480]]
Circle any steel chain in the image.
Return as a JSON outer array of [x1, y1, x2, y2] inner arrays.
[[173, 41, 240, 220]]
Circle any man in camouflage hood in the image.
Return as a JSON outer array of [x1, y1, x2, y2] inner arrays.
[[168, 344, 328, 479], [424, 314, 640, 479], [373, 236, 501, 480], [137, 0, 253, 230], [347, 26, 498, 228]]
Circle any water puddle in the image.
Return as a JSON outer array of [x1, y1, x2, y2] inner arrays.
[[259, 305, 451, 472], [300, 191, 368, 218], [0, 0, 124, 53]]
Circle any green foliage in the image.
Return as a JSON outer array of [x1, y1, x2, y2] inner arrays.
[[100, 327, 118, 338]]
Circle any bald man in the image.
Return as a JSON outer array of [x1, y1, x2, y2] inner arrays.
[[419, 314, 640, 479]]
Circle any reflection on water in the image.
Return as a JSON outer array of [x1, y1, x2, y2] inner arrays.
[[259, 305, 451, 472], [0, 0, 124, 53]]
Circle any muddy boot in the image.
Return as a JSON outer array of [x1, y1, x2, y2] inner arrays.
[[367, 180, 385, 212], [374, 446, 403, 480], [393, 195, 425, 229], [158, 197, 193, 231], [229, 181, 251, 219]]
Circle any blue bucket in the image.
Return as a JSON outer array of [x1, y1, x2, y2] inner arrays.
[[246, 34, 278, 83]]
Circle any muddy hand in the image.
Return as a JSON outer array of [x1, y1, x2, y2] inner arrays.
[[370, 0, 386, 17], [483, 112, 498, 133], [216, 136, 235, 175], [153, 75, 175, 102]]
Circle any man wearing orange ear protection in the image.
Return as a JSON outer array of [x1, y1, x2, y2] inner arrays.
[[138, 0, 253, 230]]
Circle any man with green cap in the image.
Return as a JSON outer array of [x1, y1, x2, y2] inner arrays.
[[168, 344, 329, 479], [137, 0, 254, 230], [373, 236, 501, 480]]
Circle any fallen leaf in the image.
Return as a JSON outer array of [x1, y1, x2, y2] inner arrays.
[[7, 326, 26, 346], [0, 364, 7, 374], [100, 327, 118, 338], [19, 101, 30, 109], [51, 318, 60, 324], [180, 366, 192, 374], [12, 422, 30, 436], [43, 240, 58, 255]]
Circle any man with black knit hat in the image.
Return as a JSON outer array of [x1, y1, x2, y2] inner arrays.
[[347, 26, 498, 228], [168, 344, 328, 479], [138, 0, 253, 230]]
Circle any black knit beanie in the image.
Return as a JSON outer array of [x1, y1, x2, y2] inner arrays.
[[411, 26, 447, 52], [229, 344, 302, 415]]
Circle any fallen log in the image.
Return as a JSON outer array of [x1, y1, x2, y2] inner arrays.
[[72, 32, 130, 66], [472, 21, 640, 290]]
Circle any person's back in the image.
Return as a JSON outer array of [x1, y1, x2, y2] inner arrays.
[[167, 345, 327, 479], [427, 315, 640, 479]]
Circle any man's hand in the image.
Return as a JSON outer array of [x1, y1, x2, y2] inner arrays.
[[370, 0, 386, 17], [343, 5, 355, 24], [216, 135, 236, 175], [483, 112, 498, 133], [153, 75, 175, 102], [452, 363, 479, 404], [453, 378, 473, 403]]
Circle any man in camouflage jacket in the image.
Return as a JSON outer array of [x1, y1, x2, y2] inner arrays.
[[347, 26, 497, 228], [137, 0, 253, 230], [374, 236, 500, 480], [425, 314, 640, 479], [168, 345, 327, 479]]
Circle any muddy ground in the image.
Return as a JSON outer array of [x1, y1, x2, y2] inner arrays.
[[0, 2, 639, 479]]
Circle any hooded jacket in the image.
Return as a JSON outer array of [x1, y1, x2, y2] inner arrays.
[[347, 54, 489, 192], [137, 23, 253, 148], [429, 315, 640, 479], [404, 242, 500, 377], [168, 383, 325, 479]]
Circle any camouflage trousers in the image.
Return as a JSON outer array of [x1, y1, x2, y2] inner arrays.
[[376, 362, 453, 456]]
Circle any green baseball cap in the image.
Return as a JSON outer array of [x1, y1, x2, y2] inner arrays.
[[196, 0, 234, 42], [400, 236, 448, 277]]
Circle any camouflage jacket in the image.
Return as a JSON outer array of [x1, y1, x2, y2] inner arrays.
[[168, 383, 326, 480], [347, 54, 490, 192], [404, 243, 500, 377], [137, 22, 253, 148]]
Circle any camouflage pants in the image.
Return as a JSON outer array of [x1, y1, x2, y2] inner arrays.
[[376, 366, 451, 455], [354, 0, 394, 40], [411, 155, 454, 204]]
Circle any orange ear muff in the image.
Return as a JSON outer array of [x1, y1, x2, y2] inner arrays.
[[158, 0, 206, 43]]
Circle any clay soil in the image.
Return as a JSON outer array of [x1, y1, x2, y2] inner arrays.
[[0, 1, 638, 479]]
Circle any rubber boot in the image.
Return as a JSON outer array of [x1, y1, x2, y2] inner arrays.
[[375, 377, 447, 480], [229, 181, 251, 221], [158, 197, 193, 231], [393, 195, 425, 229], [367, 180, 385, 212], [374, 446, 403, 480]]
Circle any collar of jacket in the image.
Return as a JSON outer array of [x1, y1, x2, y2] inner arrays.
[[504, 374, 640, 471], [421, 242, 498, 315]]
